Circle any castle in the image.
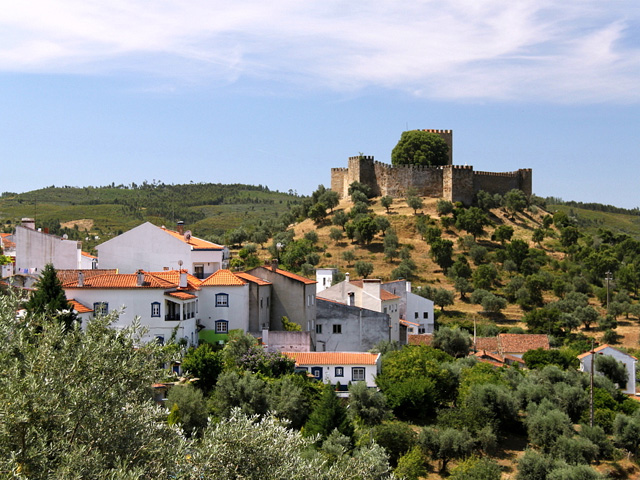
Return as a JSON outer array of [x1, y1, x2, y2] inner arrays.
[[331, 129, 532, 205]]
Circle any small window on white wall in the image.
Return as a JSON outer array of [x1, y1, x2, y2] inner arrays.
[[151, 302, 161, 317], [352, 367, 365, 382], [335, 367, 344, 377], [216, 293, 229, 307]]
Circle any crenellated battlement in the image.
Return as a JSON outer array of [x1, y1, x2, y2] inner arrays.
[[330, 128, 531, 205], [421, 129, 452, 134]]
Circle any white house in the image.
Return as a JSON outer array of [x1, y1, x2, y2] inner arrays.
[[62, 269, 201, 347], [316, 267, 338, 295], [578, 344, 637, 394], [283, 351, 381, 395], [96, 222, 228, 277], [316, 275, 401, 343], [382, 280, 435, 334], [15, 219, 84, 273], [198, 269, 252, 343]]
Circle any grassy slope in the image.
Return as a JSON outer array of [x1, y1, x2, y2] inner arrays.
[[0, 184, 300, 241], [286, 196, 640, 350]]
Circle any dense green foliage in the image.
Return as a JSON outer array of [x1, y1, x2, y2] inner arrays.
[[391, 131, 450, 167]]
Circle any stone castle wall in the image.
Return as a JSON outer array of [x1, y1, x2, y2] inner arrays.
[[332, 157, 532, 205]]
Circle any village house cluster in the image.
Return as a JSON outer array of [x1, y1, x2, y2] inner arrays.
[[1, 217, 636, 392]]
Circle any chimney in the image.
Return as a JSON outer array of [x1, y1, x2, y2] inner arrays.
[[77, 271, 84, 287], [179, 270, 188, 288], [362, 279, 381, 299], [177, 221, 184, 235], [271, 259, 278, 273], [21, 218, 35, 230], [345, 272, 350, 283], [406, 281, 412, 293], [136, 270, 145, 287]]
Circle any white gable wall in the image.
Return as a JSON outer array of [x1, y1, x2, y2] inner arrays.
[[64, 287, 198, 346], [16, 226, 81, 273], [580, 346, 637, 394]]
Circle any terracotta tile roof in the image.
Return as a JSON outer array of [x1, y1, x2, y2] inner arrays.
[[201, 269, 247, 286], [474, 350, 505, 363], [400, 319, 419, 327], [1, 234, 15, 249], [236, 272, 271, 286], [57, 269, 118, 284], [476, 357, 505, 368], [160, 227, 224, 250], [408, 334, 433, 346], [273, 268, 316, 285], [283, 351, 380, 366], [498, 334, 549, 354], [68, 299, 93, 313], [349, 280, 400, 300], [166, 291, 197, 300], [151, 270, 202, 290], [475, 337, 498, 352], [81, 251, 97, 259], [62, 271, 177, 289], [577, 344, 638, 361], [504, 354, 527, 365]]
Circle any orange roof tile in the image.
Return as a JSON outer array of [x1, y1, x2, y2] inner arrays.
[[62, 272, 177, 289], [475, 337, 498, 352], [57, 269, 118, 284], [273, 268, 316, 285], [151, 270, 201, 290], [400, 319, 419, 327], [498, 334, 549, 354], [236, 272, 271, 286], [408, 334, 433, 346], [166, 291, 197, 300], [160, 227, 224, 250], [68, 299, 93, 313], [283, 352, 380, 365], [201, 269, 247, 286], [81, 251, 97, 259]]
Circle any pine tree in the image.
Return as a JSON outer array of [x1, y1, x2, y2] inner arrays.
[[303, 385, 353, 442], [25, 263, 78, 330]]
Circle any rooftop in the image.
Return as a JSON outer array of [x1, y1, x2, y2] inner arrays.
[[283, 351, 380, 365], [160, 226, 224, 251], [201, 269, 247, 286], [498, 333, 549, 353]]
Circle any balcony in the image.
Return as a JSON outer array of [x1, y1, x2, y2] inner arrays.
[[165, 313, 181, 321]]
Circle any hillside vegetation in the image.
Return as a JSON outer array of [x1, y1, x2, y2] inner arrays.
[[0, 182, 303, 253]]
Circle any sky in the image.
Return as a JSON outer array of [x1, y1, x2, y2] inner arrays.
[[0, 1, 639, 208]]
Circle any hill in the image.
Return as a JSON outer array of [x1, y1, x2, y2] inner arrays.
[[0, 182, 303, 253]]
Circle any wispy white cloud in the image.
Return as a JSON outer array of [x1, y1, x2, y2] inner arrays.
[[0, 0, 638, 102]]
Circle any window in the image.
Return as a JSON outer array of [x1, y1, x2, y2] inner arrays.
[[423, 312, 428, 319], [384, 307, 387, 314], [93, 302, 108, 316], [315, 324, 322, 334], [348, 292, 355, 306], [352, 367, 365, 382], [215, 320, 229, 334], [155, 335, 164, 345], [418, 327, 426, 334], [335, 367, 344, 377], [260, 298, 263, 309], [414, 312, 419, 319], [194, 265, 204, 279], [333, 324, 342, 334], [216, 293, 229, 307], [151, 302, 161, 317]]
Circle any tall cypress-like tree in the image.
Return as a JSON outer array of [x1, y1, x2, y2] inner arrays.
[[303, 385, 353, 442], [25, 263, 77, 330]]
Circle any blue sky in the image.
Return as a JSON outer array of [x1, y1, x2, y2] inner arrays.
[[0, 1, 639, 208]]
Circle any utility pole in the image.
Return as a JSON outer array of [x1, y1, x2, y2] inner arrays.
[[590, 339, 595, 428], [605, 271, 612, 312]]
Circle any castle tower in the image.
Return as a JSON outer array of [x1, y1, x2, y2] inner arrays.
[[420, 129, 453, 165]]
